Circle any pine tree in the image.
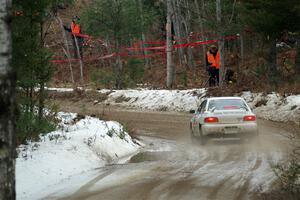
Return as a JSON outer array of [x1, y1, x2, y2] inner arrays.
[[82, 0, 159, 88], [243, 0, 300, 84], [12, 0, 69, 141]]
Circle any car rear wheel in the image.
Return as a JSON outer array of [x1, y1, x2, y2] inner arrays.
[[198, 124, 207, 145], [190, 123, 194, 135], [190, 123, 198, 144]]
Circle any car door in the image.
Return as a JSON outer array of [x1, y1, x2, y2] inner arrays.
[[193, 100, 207, 134]]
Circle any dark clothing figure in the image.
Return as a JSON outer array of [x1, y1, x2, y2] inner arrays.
[[64, 16, 83, 58], [206, 45, 220, 86], [208, 67, 219, 86], [225, 69, 234, 84]]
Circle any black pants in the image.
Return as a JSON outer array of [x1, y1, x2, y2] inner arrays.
[[208, 67, 219, 86], [225, 69, 234, 83]]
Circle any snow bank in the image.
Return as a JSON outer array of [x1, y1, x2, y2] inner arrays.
[[99, 89, 206, 112], [47, 87, 300, 123], [100, 89, 300, 123], [242, 92, 300, 124], [16, 112, 140, 200]]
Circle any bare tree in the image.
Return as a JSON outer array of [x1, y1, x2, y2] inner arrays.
[[216, 0, 224, 86], [56, 15, 74, 83], [0, 0, 16, 199], [136, 0, 150, 68], [171, 0, 185, 67], [194, 0, 207, 67], [166, 0, 174, 88]]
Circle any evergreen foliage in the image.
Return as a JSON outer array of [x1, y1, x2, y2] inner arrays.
[[81, 0, 160, 88], [243, 0, 300, 39], [12, 0, 73, 142]]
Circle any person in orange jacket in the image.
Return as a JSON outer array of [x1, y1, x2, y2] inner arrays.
[[206, 45, 220, 86], [64, 16, 83, 58]]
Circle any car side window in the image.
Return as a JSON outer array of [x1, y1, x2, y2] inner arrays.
[[200, 100, 207, 113], [197, 100, 207, 113], [197, 101, 204, 113]]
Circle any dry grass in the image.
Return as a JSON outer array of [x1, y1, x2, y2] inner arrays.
[[47, 89, 109, 103]]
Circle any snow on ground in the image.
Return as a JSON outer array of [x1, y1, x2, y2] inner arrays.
[[242, 92, 300, 124], [16, 112, 140, 200], [45, 87, 74, 92], [20, 87, 298, 198], [46, 87, 300, 123], [47, 87, 300, 122], [99, 88, 207, 112], [99, 88, 300, 123]]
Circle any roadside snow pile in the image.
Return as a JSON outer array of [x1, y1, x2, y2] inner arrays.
[[16, 112, 140, 200], [99, 89, 206, 112], [100, 89, 300, 123], [242, 92, 300, 124], [47, 87, 300, 123]]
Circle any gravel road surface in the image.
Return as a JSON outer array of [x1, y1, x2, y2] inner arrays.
[[49, 100, 292, 200]]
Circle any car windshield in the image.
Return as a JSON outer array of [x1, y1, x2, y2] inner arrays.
[[208, 99, 248, 111]]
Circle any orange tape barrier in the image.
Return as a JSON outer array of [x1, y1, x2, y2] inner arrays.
[[50, 34, 238, 64], [126, 35, 238, 51]]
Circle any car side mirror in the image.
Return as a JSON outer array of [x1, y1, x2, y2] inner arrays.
[[189, 110, 195, 114]]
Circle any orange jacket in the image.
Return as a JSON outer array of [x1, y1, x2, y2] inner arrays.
[[71, 22, 80, 34], [206, 51, 220, 69]]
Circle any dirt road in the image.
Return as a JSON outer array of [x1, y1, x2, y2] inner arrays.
[[50, 100, 292, 200]]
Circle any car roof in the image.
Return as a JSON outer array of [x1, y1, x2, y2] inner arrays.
[[206, 97, 244, 101]]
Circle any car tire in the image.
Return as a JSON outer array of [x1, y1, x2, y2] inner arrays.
[[198, 124, 207, 145], [190, 123, 194, 135], [190, 123, 196, 143]]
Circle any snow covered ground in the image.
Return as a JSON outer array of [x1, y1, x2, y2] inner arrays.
[[242, 92, 300, 124], [16, 88, 299, 199], [46, 87, 300, 123], [99, 88, 206, 112], [99, 89, 300, 124], [16, 112, 140, 200]]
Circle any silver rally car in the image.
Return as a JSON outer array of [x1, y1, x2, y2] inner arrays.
[[190, 97, 258, 142]]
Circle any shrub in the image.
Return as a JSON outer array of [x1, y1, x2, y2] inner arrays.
[[268, 127, 300, 200], [127, 58, 145, 85], [16, 110, 57, 144], [273, 146, 300, 197], [90, 68, 115, 88]]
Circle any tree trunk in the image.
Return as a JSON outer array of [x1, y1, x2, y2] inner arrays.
[[56, 15, 74, 83], [194, 0, 207, 67], [240, 33, 244, 67], [296, 38, 300, 73], [237, 33, 244, 86], [137, 0, 150, 68], [0, 0, 16, 199], [171, 0, 185, 67], [166, 0, 174, 88], [115, 40, 123, 89], [74, 36, 84, 83], [268, 40, 278, 86], [38, 81, 45, 120], [216, 0, 224, 86], [185, 0, 194, 69], [38, 22, 44, 120]]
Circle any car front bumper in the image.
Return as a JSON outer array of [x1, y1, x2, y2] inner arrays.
[[201, 122, 258, 136]]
